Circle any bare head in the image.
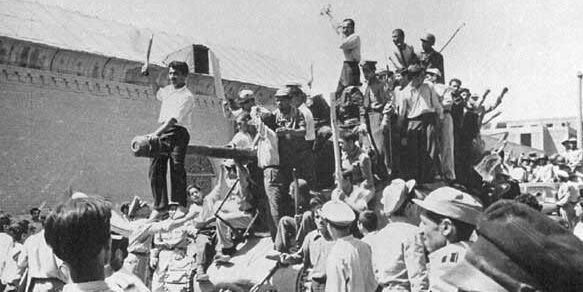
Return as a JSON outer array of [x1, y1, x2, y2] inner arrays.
[[392, 29, 405, 47], [342, 19, 355, 36]]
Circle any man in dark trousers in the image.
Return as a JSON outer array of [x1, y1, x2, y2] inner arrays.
[[336, 18, 361, 97], [145, 61, 195, 219]]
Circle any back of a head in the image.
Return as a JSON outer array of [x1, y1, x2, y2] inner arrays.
[[358, 210, 378, 232], [44, 197, 111, 269]]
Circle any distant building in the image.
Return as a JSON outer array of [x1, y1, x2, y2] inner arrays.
[[482, 117, 578, 154]]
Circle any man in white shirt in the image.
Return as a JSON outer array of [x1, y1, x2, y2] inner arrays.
[[322, 200, 377, 292], [336, 18, 361, 97], [399, 64, 443, 183], [288, 83, 316, 190], [146, 61, 195, 218]]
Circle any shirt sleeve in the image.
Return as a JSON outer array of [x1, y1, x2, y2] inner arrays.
[[403, 230, 430, 292], [340, 34, 360, 50]]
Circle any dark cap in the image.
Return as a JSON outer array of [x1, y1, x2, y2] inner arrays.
[[420, 33, 436, 46], [442, 200, 583, 291]]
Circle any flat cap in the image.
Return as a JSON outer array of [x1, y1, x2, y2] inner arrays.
[[321, 200, 355, 227], [420, 33, 436, 45], [413, 187, 483, 225], [406, 64, 425, 76]]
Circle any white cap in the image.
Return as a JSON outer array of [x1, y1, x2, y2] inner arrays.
[[413, 187, 483, 225], [321, 200, 355, 227], [382, 179, 416, 215]]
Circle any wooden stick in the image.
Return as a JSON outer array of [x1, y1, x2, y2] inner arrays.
[[330, 92, 343, 188]]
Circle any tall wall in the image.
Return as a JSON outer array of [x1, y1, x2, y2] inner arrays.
[[0, 37, 276, 214]]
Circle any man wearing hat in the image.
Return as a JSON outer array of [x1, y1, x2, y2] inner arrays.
[[413, 187, 483, 292], [288, 83, 317, 190], [426, 68, 456, 183], [321, 200, 377, 292], [361, 60, 393, 179], [222, 89, 265, 121], [441, 200, 583, 292], [391, 29, 418, 70], [561, 137, 583, 172], [398, 64, 443, 183], [419, 33, 444, 84], [366, 179, 429, 292], [273, 87, 307, 197]]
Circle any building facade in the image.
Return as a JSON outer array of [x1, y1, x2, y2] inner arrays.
[[482, 117, 578, 155]]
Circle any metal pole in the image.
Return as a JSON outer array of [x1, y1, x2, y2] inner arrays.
[[578, 71, 583, 147]]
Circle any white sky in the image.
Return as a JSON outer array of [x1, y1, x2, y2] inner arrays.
[[34, 0, 583, 121]]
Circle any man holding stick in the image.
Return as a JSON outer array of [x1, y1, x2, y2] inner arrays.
[[145, 61, 195, 219]]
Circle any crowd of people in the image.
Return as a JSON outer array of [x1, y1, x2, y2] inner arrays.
[[2, 18, 583, 292]]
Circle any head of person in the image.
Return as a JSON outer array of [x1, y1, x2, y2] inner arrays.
[[382, 179, 420, 223], [320, 200, 356, 240], [425, 68, 441, 83], [127, 197, 152, 219], [568, 138, 578, 150], [0, 214, 10, 232], [339, 169, 354, 195], [414, 187, 483, 253], [120, 202, 130, 216], [407, 64, 426, 88], [223, 159, 238, 180], [396, 68, 410, 88], [360, 61, 377, 81], [357, 210, 378, 235], [392, 29, 405, 47], [30, 207, 41, 221], [167, 61, 189, 88], [285, 82, 305, 108], [237, 89, 256, 111], [449, 78, 462, 93], [236, 112, 251, 134], [338, 130, 359, 154], [341, 18, 355, 37], [459, 88, 471, 101], [44, 197, 111, 281], [187, 183, 203, 205], [442, 200, 583, 292], [420, 33, 436, 52], [313, 204, 329, 236], [274, 87, 292, 113], [7, 223, 23, 242]]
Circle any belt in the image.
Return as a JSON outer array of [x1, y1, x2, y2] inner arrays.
[[312, 276, 326, 284], [263, 165, 279, 169], [130, 250, 150, 256]]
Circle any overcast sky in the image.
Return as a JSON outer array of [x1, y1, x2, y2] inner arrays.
[[35, 0, 583, 121]]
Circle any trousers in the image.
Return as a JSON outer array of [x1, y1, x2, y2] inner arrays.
[[149, 125, 190, 210]]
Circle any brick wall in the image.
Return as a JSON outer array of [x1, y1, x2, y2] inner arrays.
[[0, 64, 234, 214]]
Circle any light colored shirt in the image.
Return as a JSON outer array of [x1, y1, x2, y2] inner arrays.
[[106, 269, 150, 292], [367, 221, 428, 292], [299, 230, 334, 279], [428, 241, 469, 292], [432, 83, 453, 112], [325, 235, 377, 292], [255, 119, 279, 168], [340, 34, 361, 62], [16, 230, 68, 282], [509, 166, 527, 182], [156, 85, 195, 134], [0, 233, 13, 281], [574, 222, 583, 242], [400, 82, 443, 119], [363, 77, 389, 112], [299, 103, 316, 141], [63, 280, 124, 292], [229, 132, 253, 149]]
